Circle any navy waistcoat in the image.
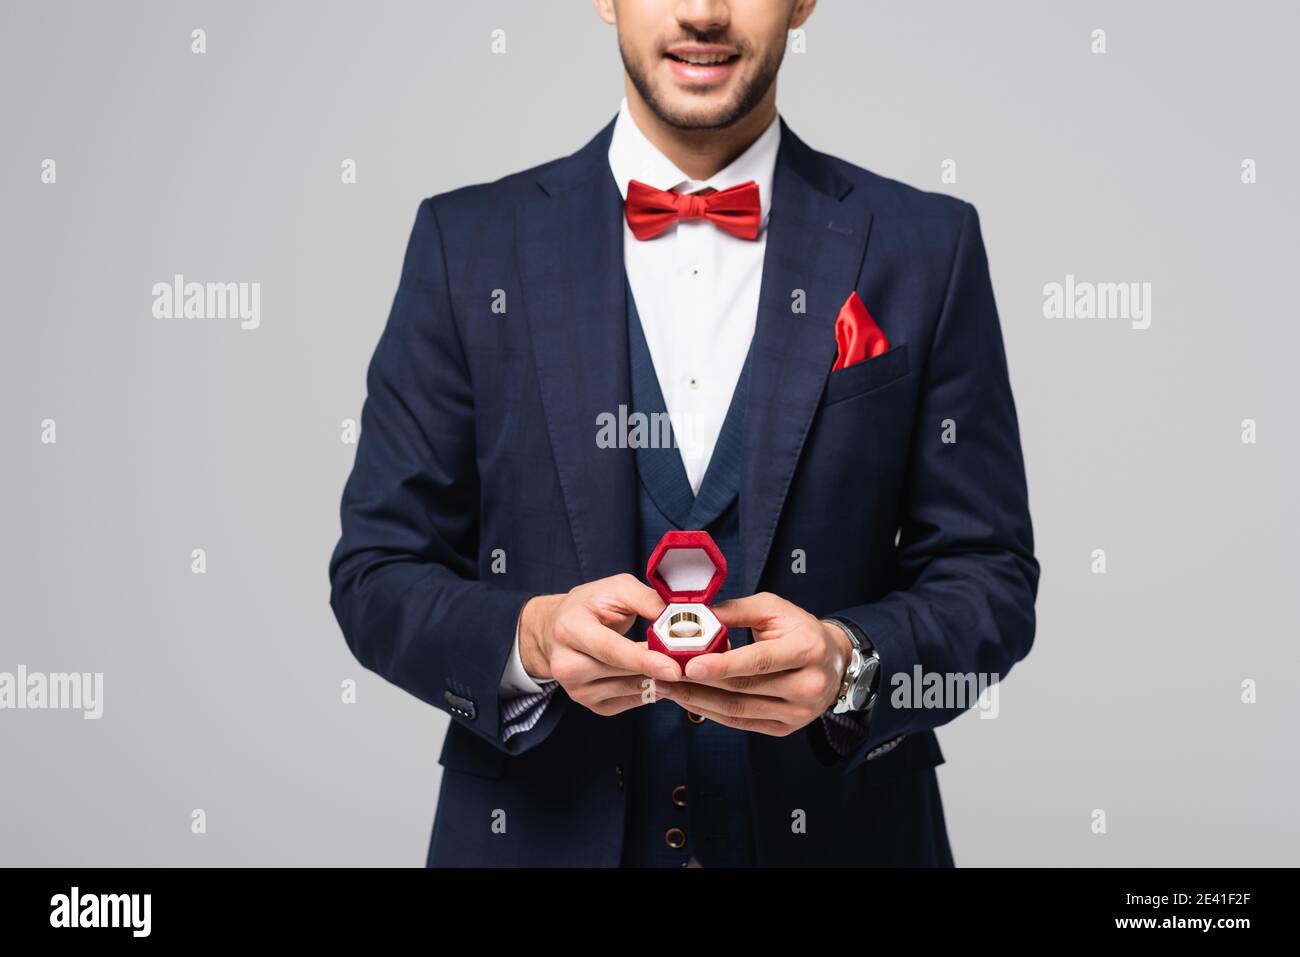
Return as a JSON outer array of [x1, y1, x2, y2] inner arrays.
[[621, 281, 758, 868]]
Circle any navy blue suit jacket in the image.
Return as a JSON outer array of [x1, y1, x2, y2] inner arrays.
[[328, 116, 1039, 866]]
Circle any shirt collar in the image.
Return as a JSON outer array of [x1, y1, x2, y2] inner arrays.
[[607, 97, 781, 230]]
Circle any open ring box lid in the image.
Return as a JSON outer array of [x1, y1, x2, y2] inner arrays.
[[645, 530, 728, 664]]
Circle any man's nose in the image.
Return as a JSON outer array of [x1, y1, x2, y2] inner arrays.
[[675, 0, 731, 34]]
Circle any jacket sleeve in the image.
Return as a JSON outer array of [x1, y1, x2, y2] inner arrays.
[[827, 202, 1039, 770], [328, 198, 565, 755]]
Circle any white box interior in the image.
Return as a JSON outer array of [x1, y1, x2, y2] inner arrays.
[[656, 547, 717, 594], [652, 602, 721, 652]]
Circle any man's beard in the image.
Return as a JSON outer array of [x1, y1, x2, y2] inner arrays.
[[620, 36, 785, 131]]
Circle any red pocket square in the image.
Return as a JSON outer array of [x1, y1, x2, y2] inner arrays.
[[832, 291, 889, 372]]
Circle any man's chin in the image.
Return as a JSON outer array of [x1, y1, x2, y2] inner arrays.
[[650, 93, 748, 131]]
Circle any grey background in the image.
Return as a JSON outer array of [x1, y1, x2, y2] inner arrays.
[[2, 0, 1296, 866]]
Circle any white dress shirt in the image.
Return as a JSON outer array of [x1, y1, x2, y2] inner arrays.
[[499, 99, 781, 707]]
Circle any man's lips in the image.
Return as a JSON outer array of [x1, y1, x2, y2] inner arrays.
[[663, 45, 740, 85]]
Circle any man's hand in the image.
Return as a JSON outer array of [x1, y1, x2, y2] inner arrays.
[[519, 574, 680, 716], [656, 592, 852, 736]]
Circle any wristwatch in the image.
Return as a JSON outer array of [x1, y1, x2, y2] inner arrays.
[[824, 617, 880, 714]]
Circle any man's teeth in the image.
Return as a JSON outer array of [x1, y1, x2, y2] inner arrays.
[[673, 53, 733, 65]]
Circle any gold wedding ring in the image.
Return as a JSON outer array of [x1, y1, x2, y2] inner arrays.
[[668, 611, 704, 639]]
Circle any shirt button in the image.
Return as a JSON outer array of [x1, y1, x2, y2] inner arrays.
[[664, 827, 687, 850], [672, 785, 688, 808], [615, 763, 624, 790], [687, 376, 699, 390]]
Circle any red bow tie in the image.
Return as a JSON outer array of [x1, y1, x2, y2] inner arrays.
[[624, 179, 762, 241]]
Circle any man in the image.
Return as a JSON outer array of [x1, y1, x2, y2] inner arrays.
[[329, 0, 1038, 867]]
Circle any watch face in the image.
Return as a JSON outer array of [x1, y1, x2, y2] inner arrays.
[[849, 657, 879, 711], [848, 682, 870, 711]]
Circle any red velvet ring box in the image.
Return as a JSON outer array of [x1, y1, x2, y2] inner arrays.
[[645, 530, 728, 667]]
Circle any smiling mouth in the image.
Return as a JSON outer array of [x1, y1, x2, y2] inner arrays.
[[665, 52, 740, 66]]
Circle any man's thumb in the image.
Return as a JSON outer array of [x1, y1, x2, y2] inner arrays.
[[713, 593, 779, 629]]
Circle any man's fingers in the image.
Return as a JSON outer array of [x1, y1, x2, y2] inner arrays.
[[683, 634, 808, 681], [568, 617, 681, 682], [666, 701, 792, 736], [712, 592, 786, 630], [657, 680, 802, 724], [583, 674, 660, 703], [547, 647, 642, 686], [598, 573, 667, 623], [587, 692, 656, 717], [676, 668, 801, 696]]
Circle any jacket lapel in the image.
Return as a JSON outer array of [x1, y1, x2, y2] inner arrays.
[[515, 120, 640, 581], [685, 353, 749, 530], [739, 121, 873, 595], [514, 117, 873, 592]]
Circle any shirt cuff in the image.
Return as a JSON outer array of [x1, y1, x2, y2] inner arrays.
[[499, 621, 547, 698]]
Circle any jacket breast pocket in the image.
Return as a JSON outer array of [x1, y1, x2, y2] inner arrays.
[[820, 343, 910, 408]]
